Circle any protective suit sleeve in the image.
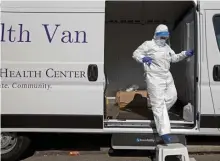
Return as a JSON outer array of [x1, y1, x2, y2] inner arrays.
[[132, 41, 148, 63], [169, 48, 187, 63]]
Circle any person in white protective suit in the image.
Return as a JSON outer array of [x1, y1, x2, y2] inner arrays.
[[132, 24, 194, 144]]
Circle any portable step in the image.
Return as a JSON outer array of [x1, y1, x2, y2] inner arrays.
[[111, 133, 186, 150], [156, 143, 190, 161]]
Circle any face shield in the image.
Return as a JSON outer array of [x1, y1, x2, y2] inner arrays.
[[154, 31, 169, 46], [155, 31, 170, 40]]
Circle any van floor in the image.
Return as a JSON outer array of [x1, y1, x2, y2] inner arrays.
[[106, 102, 184, 120]]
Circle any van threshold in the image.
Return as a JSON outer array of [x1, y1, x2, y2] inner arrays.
[[104, 119, 194, 128]]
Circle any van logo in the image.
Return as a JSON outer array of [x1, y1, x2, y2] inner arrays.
[[136, 138, 155, 142], [136, 138, 141, 142]]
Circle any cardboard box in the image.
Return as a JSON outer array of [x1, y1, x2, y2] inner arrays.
[[116, 90, 148, 109]]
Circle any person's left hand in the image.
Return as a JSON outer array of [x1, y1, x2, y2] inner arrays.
[[185, 50, 194, 57]]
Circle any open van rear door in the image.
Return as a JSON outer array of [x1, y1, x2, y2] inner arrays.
[[199, 1, 220, 130], [1, 1, 106, 130]]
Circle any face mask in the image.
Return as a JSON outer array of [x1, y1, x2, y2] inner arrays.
[[160, 39, 166, 45], [155, 39, 166, 46]]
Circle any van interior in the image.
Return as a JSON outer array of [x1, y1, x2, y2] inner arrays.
[[104, 1, 197, 128]]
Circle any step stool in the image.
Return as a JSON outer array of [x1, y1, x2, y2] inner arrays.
[[156, 143, 190, 161]]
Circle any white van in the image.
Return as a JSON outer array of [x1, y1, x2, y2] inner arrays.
[[1, 0, 220, 160]]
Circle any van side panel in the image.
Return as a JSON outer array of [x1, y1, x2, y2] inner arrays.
[[1, 2, 106, 130], [204, 9, 220, 128], [199, 1, 220, 130]]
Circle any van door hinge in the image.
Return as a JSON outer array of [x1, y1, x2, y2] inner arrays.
[[196, 5, 199, 11], [196, 112, 200, 121], [196, 1, 200, 11], [196, 77, 198, 82]]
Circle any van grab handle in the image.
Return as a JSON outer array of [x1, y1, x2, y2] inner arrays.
[[213, 65, 220, 81], [87, 64, 98, 82]]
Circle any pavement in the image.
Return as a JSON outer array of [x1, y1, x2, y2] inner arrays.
[[23, 153, 220, 161], [20, 134, 220, 161]]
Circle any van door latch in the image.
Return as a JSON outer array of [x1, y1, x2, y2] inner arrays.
[[87, 64, 98, 81], [213, 65, 220, 81]]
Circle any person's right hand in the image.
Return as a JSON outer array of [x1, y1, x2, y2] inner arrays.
[[142, 56, 152, 65]]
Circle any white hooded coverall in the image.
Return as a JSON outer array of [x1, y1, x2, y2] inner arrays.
[[132, 25, 187, 136]]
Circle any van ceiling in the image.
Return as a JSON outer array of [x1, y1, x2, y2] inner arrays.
[[105, 1, 195, 24]]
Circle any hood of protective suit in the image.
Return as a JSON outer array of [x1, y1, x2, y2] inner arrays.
[[153, 24, 169, 47]]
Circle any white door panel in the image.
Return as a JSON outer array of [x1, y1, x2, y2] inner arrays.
[[205, 10, 220, 130], [205, 10, 220, 114]]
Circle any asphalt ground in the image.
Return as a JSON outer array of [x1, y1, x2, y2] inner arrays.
[[23, 153, 220, 161], [19, 133, 220, 161]]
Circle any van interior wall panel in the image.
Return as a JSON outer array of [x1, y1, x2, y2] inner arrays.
[[170, 9, 195, 105]]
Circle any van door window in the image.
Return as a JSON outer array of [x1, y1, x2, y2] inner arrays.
[[213, 15, 220, 51]]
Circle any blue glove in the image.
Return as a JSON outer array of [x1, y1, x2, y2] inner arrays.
[[185, 50, 194, 57], [142, 56, 152, 65]]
